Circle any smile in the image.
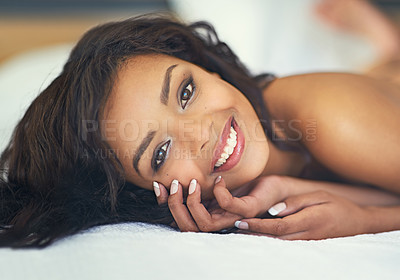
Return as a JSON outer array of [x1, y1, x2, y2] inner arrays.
[[212, 116, 245, 173], [214, 126, 237, 168]]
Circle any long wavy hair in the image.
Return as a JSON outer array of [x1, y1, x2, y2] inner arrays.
[[0, 14, 279, 248]]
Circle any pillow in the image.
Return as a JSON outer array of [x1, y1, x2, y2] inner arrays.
[[0, 44, 72, 151]]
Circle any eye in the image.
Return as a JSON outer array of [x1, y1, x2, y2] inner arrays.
[[152, 140, 171, 171], [180, 78, 195, 109]]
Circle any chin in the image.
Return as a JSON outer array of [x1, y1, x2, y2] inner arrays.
[[227, 160, 266, 191], [235, 145, 269, 186]]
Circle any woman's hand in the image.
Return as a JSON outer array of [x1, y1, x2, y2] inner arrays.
[[153, 175, 290, 232], [235, 190, 369, 240], [153, 175, 292, 232], [155, 175, 400, 238], [153, 178, 243, 232]]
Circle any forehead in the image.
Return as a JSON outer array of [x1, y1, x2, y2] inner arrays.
[[114, 54, 178, 99], [106, 54, 179, 120]]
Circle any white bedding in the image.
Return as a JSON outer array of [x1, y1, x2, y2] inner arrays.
[[1, 1, 399, 279], [1, 223, 399, 280]]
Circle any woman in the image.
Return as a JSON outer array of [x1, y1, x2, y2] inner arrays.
[[1, 0, 399, 247]]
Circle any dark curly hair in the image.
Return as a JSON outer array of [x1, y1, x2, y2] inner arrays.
[[0, 14, 279, 248]]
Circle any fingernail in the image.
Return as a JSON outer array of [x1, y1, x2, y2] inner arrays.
[[153, 181, 160, 197], [214, 176, 222, 184], [234, 221, 249, 230], [170, 179, 179, 195], [188, 179, 197, 195], [268, 202, 287, 216]]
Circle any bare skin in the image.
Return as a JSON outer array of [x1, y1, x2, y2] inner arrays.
[[105, 0, 400, 239], [234, 0, 400, 238], [155, 72, 400, 238]]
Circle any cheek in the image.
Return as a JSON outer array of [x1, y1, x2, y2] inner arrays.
[[225, 142, 269, 190], [201, 80, 238, 109], [242, 137, 269, 181], [158, 159, 207, 187], [156, 159, 218, 199]]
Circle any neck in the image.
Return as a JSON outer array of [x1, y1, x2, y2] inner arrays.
[[261, 141, 309, 177]]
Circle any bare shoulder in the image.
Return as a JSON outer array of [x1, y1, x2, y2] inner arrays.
[[263, 72, 400, 193]]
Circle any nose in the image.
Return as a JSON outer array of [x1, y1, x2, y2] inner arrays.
[[169, 115, 212, 155], [160, 115, 213, 189]]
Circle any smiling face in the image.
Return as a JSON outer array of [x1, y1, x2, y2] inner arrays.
[[103, 54, 269, 199]]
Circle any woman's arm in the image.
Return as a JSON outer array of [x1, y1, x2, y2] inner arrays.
[[365, 205, 400, 234], [222, 176, 400, 240], [236, 191, 400, 240], [278, 176, 400, 207], [212, 175, 400, 217], [264, 72, 400, 194], [154, 175, 400, 235]]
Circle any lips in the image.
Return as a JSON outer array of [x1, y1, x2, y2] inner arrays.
[[211, 116, 245, 173]]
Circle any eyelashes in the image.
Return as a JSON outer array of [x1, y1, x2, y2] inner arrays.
[[179, 76, 196, 109], [152, 75, 196, 172], [152, 140, 171, 172]]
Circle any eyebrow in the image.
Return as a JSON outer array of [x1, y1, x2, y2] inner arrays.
[[133, 130, 156, 176], [160, 64, 178, 105]]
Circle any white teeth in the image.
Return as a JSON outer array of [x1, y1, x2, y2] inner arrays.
[[214, 126, 238, 169], [217, 158, 225, 164], [224, 145, 234, 155], [227, 138, 236, 146]]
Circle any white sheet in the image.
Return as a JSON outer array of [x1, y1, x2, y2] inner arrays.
[[1, 2, 399, 279], [0, 223, 399, 280]]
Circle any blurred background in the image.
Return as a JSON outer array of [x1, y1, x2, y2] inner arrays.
[[1, 0, 400, 72], [2, 0, 400, 151], [0, 0, 400, 150]]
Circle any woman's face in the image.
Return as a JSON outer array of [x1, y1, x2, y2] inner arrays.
[[103, 54, 269, 199]]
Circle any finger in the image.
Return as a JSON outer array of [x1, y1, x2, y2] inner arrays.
[[186, 179, 241, 232], [214, 176, 284, 218], [153, 181, 168, 205], [234, 229, 276, 238], [279, 231, 311, 241], [213, 177, 258, 217], [271, 191, 331, 217], [168, 179, 199, 232], [237, 211, 312, 236], [235, 229, 309, 240]]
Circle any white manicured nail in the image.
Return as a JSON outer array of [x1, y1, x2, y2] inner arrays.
[[153, 181, 160, 197], [234, 221, 249, 230], [170, 179, 179, 195], [268, 202, 287, 216], [214, 176, 222, 184], [188, 179, 197, 195]]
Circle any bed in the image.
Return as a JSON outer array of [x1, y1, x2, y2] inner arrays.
[[1, 1, 399, 279]]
